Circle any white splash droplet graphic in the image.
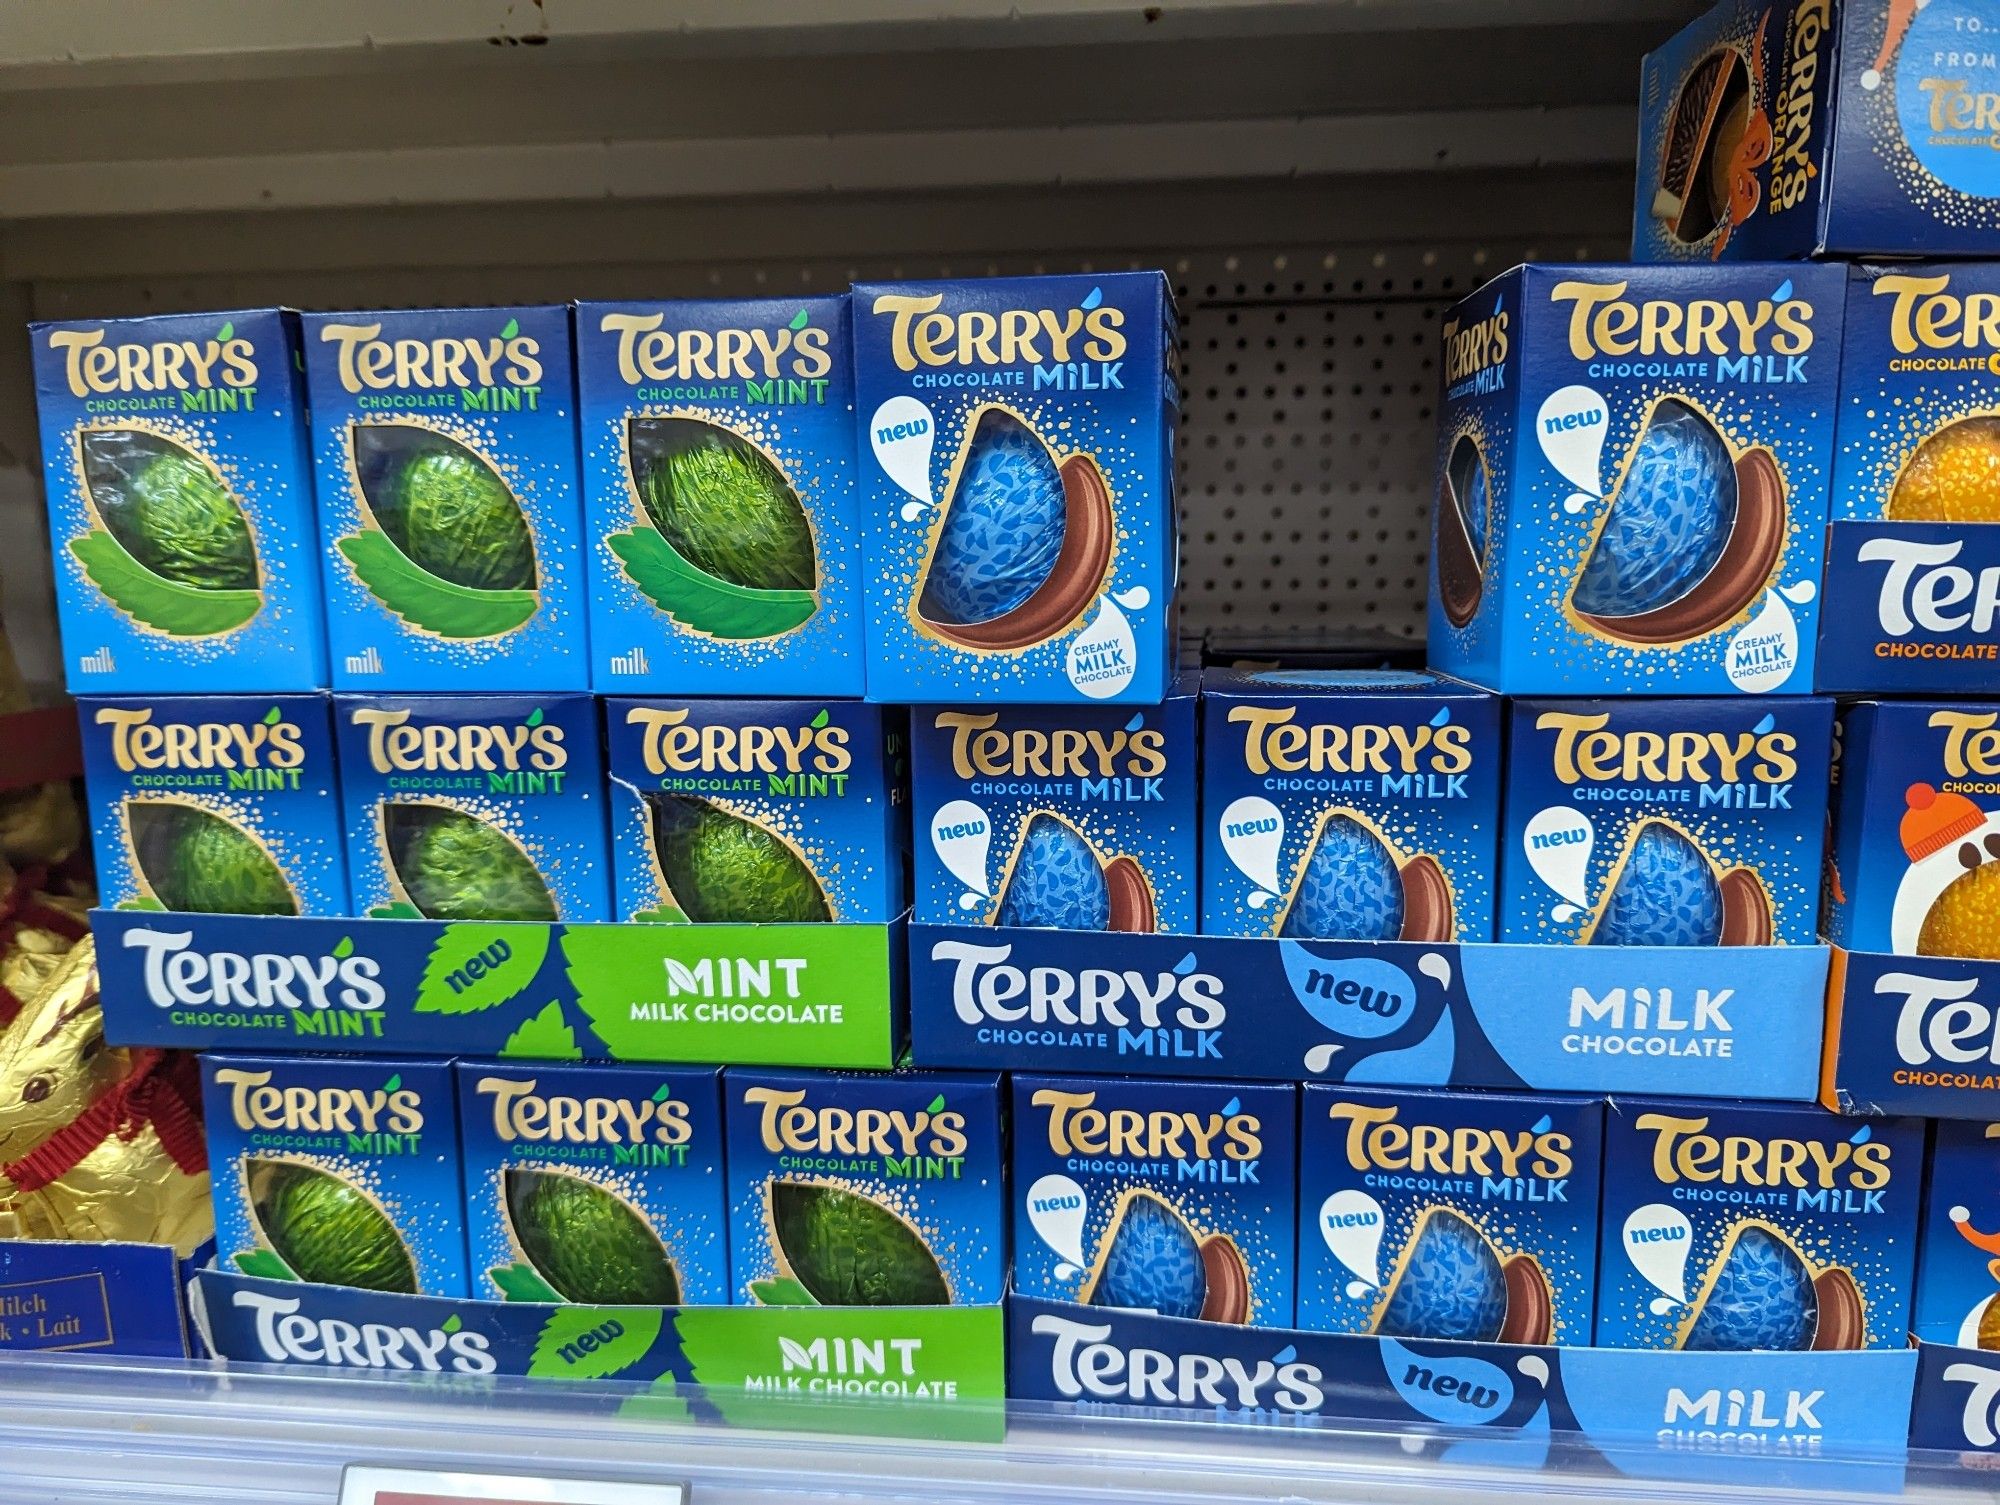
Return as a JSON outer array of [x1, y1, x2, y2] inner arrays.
[[1536, 384, 1609, 497], [929, 799, 993, 897], [1065, 597, 1140, 700], [1622, 1204, 1693, 1305], [869, 395, 935, 505], [1319, 1190, 1386, 1290], [1219, 796, 1285, 896], [1523, 806, 1594, 908], [1026, 1174, 1089, 1268], [1726, 590, 1800, 694]]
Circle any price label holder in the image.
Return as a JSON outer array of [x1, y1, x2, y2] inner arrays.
[[340, 1467, 688, 1505]]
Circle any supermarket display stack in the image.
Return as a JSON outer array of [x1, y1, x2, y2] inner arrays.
[[26, 0, 2000, 1479]]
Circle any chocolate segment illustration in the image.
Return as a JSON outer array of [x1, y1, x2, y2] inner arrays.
[[916, 407, 1114, 651], [1571, 399, 1784, 646]]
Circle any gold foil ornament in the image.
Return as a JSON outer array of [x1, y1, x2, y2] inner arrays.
[[0, 938, 210, 1253]]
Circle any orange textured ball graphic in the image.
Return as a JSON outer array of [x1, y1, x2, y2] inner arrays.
[[1890, 416, 2000, 523], [1918, 861, 2000, 960]]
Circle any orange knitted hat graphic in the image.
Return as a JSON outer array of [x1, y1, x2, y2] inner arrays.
[[1903, 783, 1986, 863]]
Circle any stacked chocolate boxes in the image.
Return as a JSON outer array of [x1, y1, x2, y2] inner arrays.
[[35, 237, 1998, 1363], [37, 276, 1180, 1320]]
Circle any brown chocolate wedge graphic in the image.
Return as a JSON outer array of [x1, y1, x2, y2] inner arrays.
[[1397, 853, 1456, 942], [1717, 867, 1775, 947], [1809, 1267, 1865, 1351], [1104, 855, 1158, 934], [1576, 446, 1785, 646], [1434, 435, 1487, 629], [1197, 1234, 1251, 1325], [1497, 1253, 1554, 1346], [924, 453, 1114, 651], [1654, 48, 1750, 244]]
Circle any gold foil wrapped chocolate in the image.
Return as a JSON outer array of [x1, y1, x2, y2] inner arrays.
[[0, 938, 211, 1254], [0, 863, 88, 1017]]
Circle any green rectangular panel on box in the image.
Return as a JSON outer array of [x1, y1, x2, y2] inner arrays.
[[93, 909, 902, 1067]]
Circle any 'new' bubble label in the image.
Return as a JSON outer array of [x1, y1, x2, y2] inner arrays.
[[871, 395, 936, 511]]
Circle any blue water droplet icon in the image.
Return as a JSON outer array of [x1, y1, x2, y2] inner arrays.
[[1272, 1344, 1298, 1364], [1771, 279, 1794, 304], [1429, 706, 1451, 727], [1531, 1115, 1552, 1134], [1081, 287, 1104, 310], [1125, 713, 1145, 732], [1173, 952, 1199, 975], [1850, 1123, 1873, 1144], [1222, 1096, 1241, 1115], [1754, 713, 1775, 734]]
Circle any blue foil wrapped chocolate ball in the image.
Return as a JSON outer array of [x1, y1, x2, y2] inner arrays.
[[1281, 813, 1406, 942], [1591, 821, 1724, 948], [997, 814, 1112, 930], [1086, 1190, 1206, 1319], [1378, 1207, 1507, 1342], [919, 409, 1067, 627], [1683, 1224, 1818, 1352], [1573, 399, 1736, 619]]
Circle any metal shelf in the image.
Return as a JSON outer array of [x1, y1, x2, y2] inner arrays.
[[0, 1348, 1962, 1505]]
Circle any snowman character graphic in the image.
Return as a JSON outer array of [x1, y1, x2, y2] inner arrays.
[[1891, 785, 2000, 959]]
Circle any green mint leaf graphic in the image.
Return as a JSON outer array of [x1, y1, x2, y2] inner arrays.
[[384, 1074, 403, 1093], [216, 321, 234, 343], [810, 709, 830, 730], [331, 936, 355, 960], [529, 1306, 664, 1381], [416, 924, 553, 1017], [262, 705, 283, 726], [789, 309, 810, 331], [526, 707, 545, 728], [652, 1083, 673, 1102], [500, 1001, 582, 1062], [500, 318, 519, 340], [70, 532, 260, 637], [441, 1313, 463, 1334], [927, 1094, 947, 1114]]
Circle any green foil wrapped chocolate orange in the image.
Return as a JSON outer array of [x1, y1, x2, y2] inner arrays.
[[646, 794, 831, 924], [506, 1166, 681, 1306], [769, 1179, 949, 1306], [128, 799, 298, 916], [383, 802, 557, 923], [248, 1158, 418, 1293]]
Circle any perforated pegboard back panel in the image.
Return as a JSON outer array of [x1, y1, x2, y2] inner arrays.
[[19, 234, 1612, 678]]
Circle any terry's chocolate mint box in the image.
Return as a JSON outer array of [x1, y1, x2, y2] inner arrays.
[[1201, 668, 1501, 942], [723, 1067, 1004, 1306], [576, 297, 862, 697], [1824, 699, 2000, 958], [202, 1053, 470, 1297], [1428, 263, 1843, 695], [853, 273, 1178, 703], [334, 692, 611, 922], [1501, 695, 1833, 945], [1914, 1117, 2000, 1348], [604, 697, 903, 924], [911, 670, 1198, 932], [79, 693, 348, 916], [301, 306, 589, 691], [1011, 1074, 1297, 1328], [1296, 1085, 1603, 1344], [31, 308, 327, 691], [1635, 0, 2000, 262], [456, 1061, 728, 1307], [1597, 1097, 1923, 1351], [1820, 264, 2000, 692]]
